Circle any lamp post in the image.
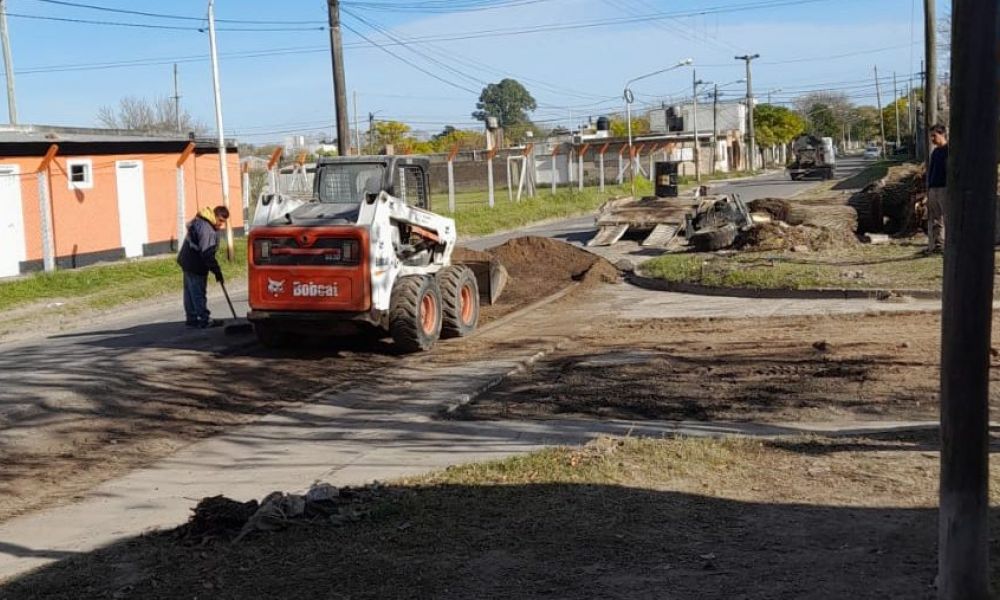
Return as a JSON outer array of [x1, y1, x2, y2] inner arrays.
[[623, 57, 693, 197], [206, 0, 233, 262]]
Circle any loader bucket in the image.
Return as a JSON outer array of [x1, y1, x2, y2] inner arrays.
[[458, 259, 508, 305]]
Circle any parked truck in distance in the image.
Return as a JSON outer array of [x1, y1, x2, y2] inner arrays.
[[787, 134, 836, 181]]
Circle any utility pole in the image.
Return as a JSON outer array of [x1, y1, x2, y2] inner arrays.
[[924, 0, 938, 134], [712, 84, 719, 175], [692, 69, 700, 183], [206, 0, 233, 262], [874, 65, 887, 158], [368, 112, 375, 154], [893, 72, 901, 149], [352, 90, 361, 155], [938, 0, 997, 598], [735, 54, 759, 172], [172, 63, 182, 132], [327, 0, 350, 157], [0, 0, 17, 124]]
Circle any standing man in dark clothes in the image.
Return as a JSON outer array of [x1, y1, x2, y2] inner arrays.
[[926, 124, 949, 253], [177, 205, 229, 328]]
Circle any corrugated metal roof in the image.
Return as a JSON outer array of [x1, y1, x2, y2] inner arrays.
[[0, 125, 236, 147]]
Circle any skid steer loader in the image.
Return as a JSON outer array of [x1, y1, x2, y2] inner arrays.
[[246, 156, 505, 352]]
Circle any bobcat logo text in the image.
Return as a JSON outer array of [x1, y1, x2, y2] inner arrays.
[[293, 282, 338, 298]]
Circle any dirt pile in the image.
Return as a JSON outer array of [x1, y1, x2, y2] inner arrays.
[[175, 483, 392, 544], [455, 237, 620, 322], [741, 199, 858, 252]]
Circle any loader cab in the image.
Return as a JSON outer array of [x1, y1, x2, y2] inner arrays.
[[314, 156, 431, 209]]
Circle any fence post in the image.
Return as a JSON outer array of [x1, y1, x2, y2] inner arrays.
[[617, 145, 626, 185], [506, 155, 515, 203], [567, 148, 574, 185], [550, 144, 559, 195], [37, 144, 58, 272], [176, 142, 196, 245], [598, 143, 609, 193], [266, 147, 283, 195], [634, 143, 646, 178], [241, 163, 250, 226], [578, 143, 590, 191], [487, 148, 497, 208], [447, 145, 459, 212], [523, 144, 535, 198]]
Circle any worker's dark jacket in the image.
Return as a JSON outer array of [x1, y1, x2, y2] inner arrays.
[[927, 145, 948, 189], [177, 213, 222, 279]]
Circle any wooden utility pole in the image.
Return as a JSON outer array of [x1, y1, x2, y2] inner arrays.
[[327, 0, 350, 157], [692, 70, 701, 183], [0, 0, 17, 124], [712, 84, 719, 175], [874, 66, 887, 158], [938, 0, 997, 597], [735, 54, 759, 171], [924, 0, 937, 134]]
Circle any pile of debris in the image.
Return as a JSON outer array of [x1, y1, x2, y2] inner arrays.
[[848, 163, 924, 235], [175, 482, 393, 544], [453, 237, 620, 323], [738, 198, 859, 252]]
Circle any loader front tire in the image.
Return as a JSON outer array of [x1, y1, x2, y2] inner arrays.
[[438, 265, 480, 338], [390, 275, 442, 353]]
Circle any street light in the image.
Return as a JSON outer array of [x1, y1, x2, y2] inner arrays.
[[693, 72, 712, 182], [206, 0, 234, 262], [623, 57, 693, 196]]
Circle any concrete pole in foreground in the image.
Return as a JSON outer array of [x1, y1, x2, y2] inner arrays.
[[937, 0, 996, 598]]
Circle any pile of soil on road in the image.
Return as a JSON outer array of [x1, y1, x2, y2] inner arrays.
[[455, 237, 620, 323]]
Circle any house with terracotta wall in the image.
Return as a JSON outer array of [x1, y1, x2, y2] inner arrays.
[[0, 125, 243, 279]]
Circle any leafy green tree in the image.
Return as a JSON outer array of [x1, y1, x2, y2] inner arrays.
[[472, 78, 537, 127], [431, 126, 486, 151], [850, 106, 881, 143], [880, 97, 910, 142], [609, 116, 650, 137], [753, 104, 806, 146], [373, 120, 411, 147]]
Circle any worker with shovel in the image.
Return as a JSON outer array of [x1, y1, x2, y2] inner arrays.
[[177, 205, 229, 328]]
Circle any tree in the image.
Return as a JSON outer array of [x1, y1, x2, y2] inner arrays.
[[793, 91, 852, 138], [609, 116, 650, 137], [373, 120, 411, 148], [97, 95, 204, 133], [880, 97, 910, 143], [431, 126, 485, 152], [753, 104, 806, 147], [849, 106, 881, 144], [471, 78, 537, 127]]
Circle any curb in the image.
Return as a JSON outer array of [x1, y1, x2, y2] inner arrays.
[[440, 347, 553, 415], [626, 272, 944, 301]]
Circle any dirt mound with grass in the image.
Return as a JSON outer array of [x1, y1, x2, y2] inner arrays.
[[454, 237, 619, 323], [737, 222, 858, 252]]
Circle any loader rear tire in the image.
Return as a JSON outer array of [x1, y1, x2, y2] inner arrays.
[[389, 275, 442, 353], [438, 265, 480, 338]]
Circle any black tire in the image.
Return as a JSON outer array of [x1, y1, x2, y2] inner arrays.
[[438, 265, 480, 339], [689, 224, 738, 252], [254, 323, 288, 349], [389, 275, 442, 353]]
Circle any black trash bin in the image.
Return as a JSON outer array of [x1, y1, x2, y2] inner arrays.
[[654, 161, 679, 198]]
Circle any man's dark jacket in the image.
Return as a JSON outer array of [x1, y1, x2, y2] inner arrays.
[[177, 208, 223, 279]]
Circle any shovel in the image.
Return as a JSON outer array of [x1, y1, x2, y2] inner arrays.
[[220, 281, 254, 335]]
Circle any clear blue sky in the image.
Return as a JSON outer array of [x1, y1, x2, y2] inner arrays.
[[1, 0, 930, 143]]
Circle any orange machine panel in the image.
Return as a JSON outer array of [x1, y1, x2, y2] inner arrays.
[[248, 226, 371, 312]]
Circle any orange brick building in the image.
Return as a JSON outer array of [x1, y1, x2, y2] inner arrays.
[[0, 125, 243, 278]]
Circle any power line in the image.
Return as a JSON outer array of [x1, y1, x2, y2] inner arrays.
[[25, 0, 322, 25], [5, 10, 325, 32]]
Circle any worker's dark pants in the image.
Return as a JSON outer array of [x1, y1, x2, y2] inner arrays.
[[182, 271, 211, 326]]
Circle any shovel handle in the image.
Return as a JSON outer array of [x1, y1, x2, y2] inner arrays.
[[220, 281, 239, 320]]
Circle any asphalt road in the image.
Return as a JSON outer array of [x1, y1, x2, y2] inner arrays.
[[0, 159, 868, 427]]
